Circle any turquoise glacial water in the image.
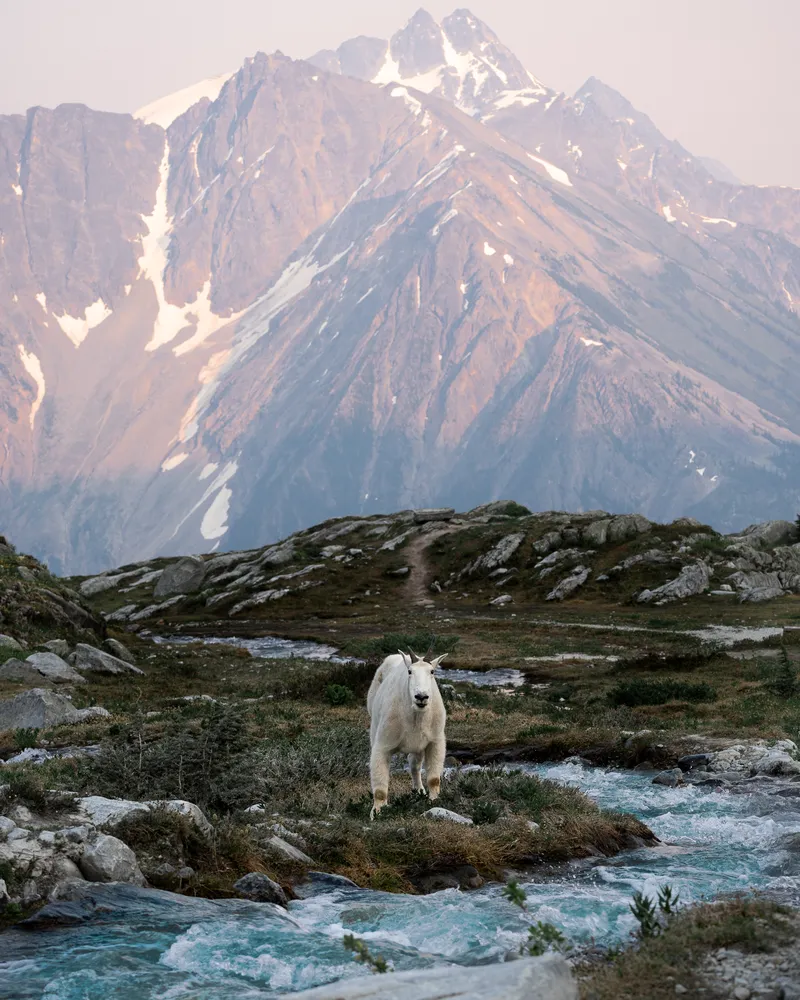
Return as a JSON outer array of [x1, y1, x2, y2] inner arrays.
[[1, 761, 798, 999]]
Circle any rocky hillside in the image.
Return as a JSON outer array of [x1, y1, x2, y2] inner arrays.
[[3, 9, 800, 574], [67, 504, 800, 627]]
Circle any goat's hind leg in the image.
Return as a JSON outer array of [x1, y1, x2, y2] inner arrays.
[[370, 744, 391, 819]]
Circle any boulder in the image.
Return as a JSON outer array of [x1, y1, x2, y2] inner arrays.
[[77, 796, 213, 836], [652, 768, 684, 787], [78, 833, 145, 885], [750, 753, 800, 777], [489, 594, 513, 606], [466, 534, 524, 574], [289, 954, 576, 999], [413, 508, 455, 524], [74, 644, 143, 676], [153, 556, 206, 598], [0, 659, 42, 683], [41, 640, 71, 657], [258, 541, 296, 567], [728, 520, 798, 549], [607, 514, 652, 543], [233, 872, 288, 906], [25, 652, 86, 685], [102, 639, 135, 664], [740, 585, 786, 603], [637, 561, 710, 604], [422, 807, 473, 825], [531, 531, 563, 556], [546, 567, 591, 601], [0, 634, 23, 651], [581, 519, 611, 546], [265, 835, 314, 864], [0, 689, 108, 730]]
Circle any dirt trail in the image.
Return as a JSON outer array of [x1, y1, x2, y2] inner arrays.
[[403, 527, 457, 606]]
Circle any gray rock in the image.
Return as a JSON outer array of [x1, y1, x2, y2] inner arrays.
[[74, 644, 143, 676], [652, 768, 685, 787], [489, 594, 513, 606], [0, 688, 107, 730], [607, 514, 652, 543], [740, 585, 786, 603], [750, 753, 800, 777], [386, 566, 410, 577], [0, 877, 10, 905], [233, 872, 288, 906], [25, 652, 86, 684], [581, 519, 611, 546], [546, 566, 591, 601], [422, 807, 473, 825], [41, 639, 71, 657], [729, 520, 798, 549], [0, 658, 42, 683], [467, 533, 524, 574], [266, 835, 314, 864], [0, 634, 23, 651], [102, 639, 135, 664], [258, 541, 296, 567], [413, 508, 455, 524], [153, 556, 206, 598], [0, 816, 16, 839], [289, 953, 576, 999], [77, 796, 213, 836], [637, 561, 710, 604], [531, 531, 563, 556], [78, 833, 145, 885]]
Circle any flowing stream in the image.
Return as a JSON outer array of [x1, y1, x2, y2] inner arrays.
[[2, 762, 799, 999]]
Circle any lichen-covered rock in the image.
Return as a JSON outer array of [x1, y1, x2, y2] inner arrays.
[[0, 659, 41, 683], [41, 639, 71, 657], [466, 533, 524, 574], [0, 688, 109, 730], [413, 508, 455, 524], [728, 520, 798, 549], [606, 514, 652, 543], [489, 594, 513, 606], [0, 634, 23, 650], [153, 556, 206, 597], [102, 639, 135, 664], [77, 796, 213, 836], [531, 531, 563, 556], [78, 834, 145, 885], [581, 519, 611, 546], [546, 567, 591, 601], [25, 652, 85, 684], [637, 561, 710, 604], [74, 644, 143, 676], [266, 835, 314, 864]]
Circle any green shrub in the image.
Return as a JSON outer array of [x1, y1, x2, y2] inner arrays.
[[471, 800, 502, 825], [325, 684, 355, 706], [608, 679, 717, 707], [767, 649, 798, 699], [12, 728, 39, 751]]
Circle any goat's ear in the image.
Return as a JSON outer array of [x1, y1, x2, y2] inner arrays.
[[430, 653, 448, 669], [398, 650, 412, 668]]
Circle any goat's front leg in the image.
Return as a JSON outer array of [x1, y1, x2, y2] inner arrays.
[[424, 737, 446, 802], [408, 752, 424, 793], [370, 744, 391, 819]]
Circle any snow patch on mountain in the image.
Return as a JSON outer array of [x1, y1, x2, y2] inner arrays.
[[161, 453, 188, 472], [55, 298, 112, 348], [134, 73, 232, 129], [701, 216, 737, 228], [17, 345, 45, 430], [526, 154, 572, 187], [390, 86, 423, 116]]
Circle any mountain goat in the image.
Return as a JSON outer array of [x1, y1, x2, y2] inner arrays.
[[366, 648, 447, 818]]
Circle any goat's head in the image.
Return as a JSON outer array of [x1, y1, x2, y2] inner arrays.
[[399, 648, 447, 711]]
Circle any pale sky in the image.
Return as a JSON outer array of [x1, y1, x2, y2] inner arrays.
[[1, 0, 797, 188]]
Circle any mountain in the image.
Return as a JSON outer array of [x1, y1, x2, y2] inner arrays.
[[2, 9, 799, 574]]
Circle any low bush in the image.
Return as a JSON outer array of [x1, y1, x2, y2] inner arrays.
[[325, 684, 355, 706], [608, 679, 717, 707]]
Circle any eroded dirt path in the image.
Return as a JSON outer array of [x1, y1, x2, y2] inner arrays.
[[403, 527, 457, 606]]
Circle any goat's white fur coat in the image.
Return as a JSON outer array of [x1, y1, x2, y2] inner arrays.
[[367, 650, 447, 817]]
